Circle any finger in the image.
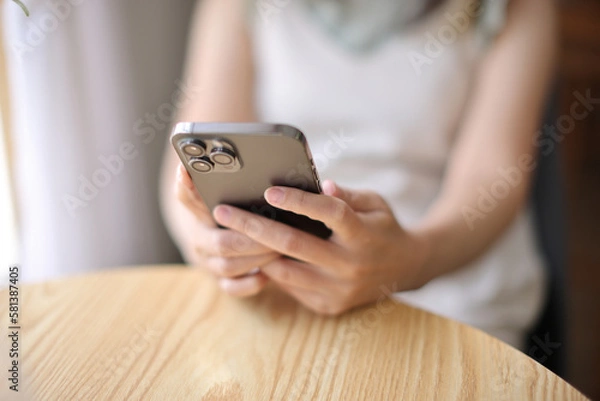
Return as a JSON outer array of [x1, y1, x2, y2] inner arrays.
[[201, 226, 275, 258], [176, 164, 214, 226], [178, 162, 195, 190], [205, 252, 280, 278], [263, 186, 360, 238], [213, 205, 343, 268], [218, 271, 269, 297], [261, 257, 327, 291], [277, 283, 339, 315], [321, 180, 386, 212]]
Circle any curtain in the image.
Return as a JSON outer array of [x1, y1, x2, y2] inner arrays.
[[0, 2, 20, 268], [2, 0, 196, 281]]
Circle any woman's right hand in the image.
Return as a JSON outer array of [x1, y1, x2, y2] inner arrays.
[[175, 163, 277, 296]]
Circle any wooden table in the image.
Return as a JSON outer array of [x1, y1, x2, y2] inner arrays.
[[0, 266, 588, 400]]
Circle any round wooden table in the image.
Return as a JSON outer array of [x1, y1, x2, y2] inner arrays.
[[0, 266, 588, 400]]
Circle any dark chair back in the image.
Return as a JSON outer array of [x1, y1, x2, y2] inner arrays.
[[526, 88, 568, 379]]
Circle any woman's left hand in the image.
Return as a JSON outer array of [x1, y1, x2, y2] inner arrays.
[[212, 180, 430, 315]]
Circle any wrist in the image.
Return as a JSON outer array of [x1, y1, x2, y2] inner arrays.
[[404, 229, 434, 290]]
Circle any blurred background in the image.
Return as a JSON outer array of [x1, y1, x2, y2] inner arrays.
[[0, 0, 599, 398], [559, 0, 600, 398]]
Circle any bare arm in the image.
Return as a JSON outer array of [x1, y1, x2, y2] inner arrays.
[[160, 0, 256, 258], [160, 0, 558, 313], [206, 0, 559, 314], [413, 0, 558, 283], [160, 0, 277, 297]]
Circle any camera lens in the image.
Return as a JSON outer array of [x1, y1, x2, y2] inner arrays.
[[190, 157, 213, 173], [210, 148, 236, 166], [181, 139, 206, 157]]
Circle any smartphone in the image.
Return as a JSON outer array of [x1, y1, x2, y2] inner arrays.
[[171, 122, 332, 239]]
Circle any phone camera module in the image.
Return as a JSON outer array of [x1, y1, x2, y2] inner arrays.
[[181, 139, 207, 157], [190, 157, 213, 173], [210, 148, 237, 166]]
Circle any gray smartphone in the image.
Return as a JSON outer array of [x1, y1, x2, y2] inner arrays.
[[171, 122, 332, 239]]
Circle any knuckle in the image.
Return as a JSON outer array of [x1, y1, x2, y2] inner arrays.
[[296, 190, 308, 208], [369, 191, 388, 209], [363, 189, 379, 199], [213, 232, 233, 257], [212, 258, 236, 277], [275, 263, 293, 283], [328, 303, 347, 316], [310, 298, 331, 315], [185, 246, 205, 266], [231, 233, 253, 254], [315, 301, 345, 316], [242, 215, 265, 237], [338, 282, 359, 301], [281, 233, 303, 254], [332, 201, 352, 223], [343, 258, 365, 280], [307, 294, 344, 316]]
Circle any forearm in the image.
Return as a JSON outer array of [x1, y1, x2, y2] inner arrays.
[[408, 0, 557, 286], [159, 0, 256, 252], [411, 162, 534, 285]]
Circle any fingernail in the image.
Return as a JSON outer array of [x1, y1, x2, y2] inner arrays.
[[214, 205, 231, 223], [322, 180, 336, 196], [265, 188, 284, 205]]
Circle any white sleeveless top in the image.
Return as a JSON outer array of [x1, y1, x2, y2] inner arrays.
[[250, 0, 546, 348]]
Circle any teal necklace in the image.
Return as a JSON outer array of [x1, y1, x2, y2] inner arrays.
[[303, 0, 444, 53]]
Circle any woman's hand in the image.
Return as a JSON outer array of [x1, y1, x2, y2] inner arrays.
[[212, 180, 430, 315], [175, 164, 279, 297]]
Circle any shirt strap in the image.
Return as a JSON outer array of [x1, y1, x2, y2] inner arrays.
[[477, 0, 510, 48]]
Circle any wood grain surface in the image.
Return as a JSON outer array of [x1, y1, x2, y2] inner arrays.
[[0, 266, 589, 400]]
